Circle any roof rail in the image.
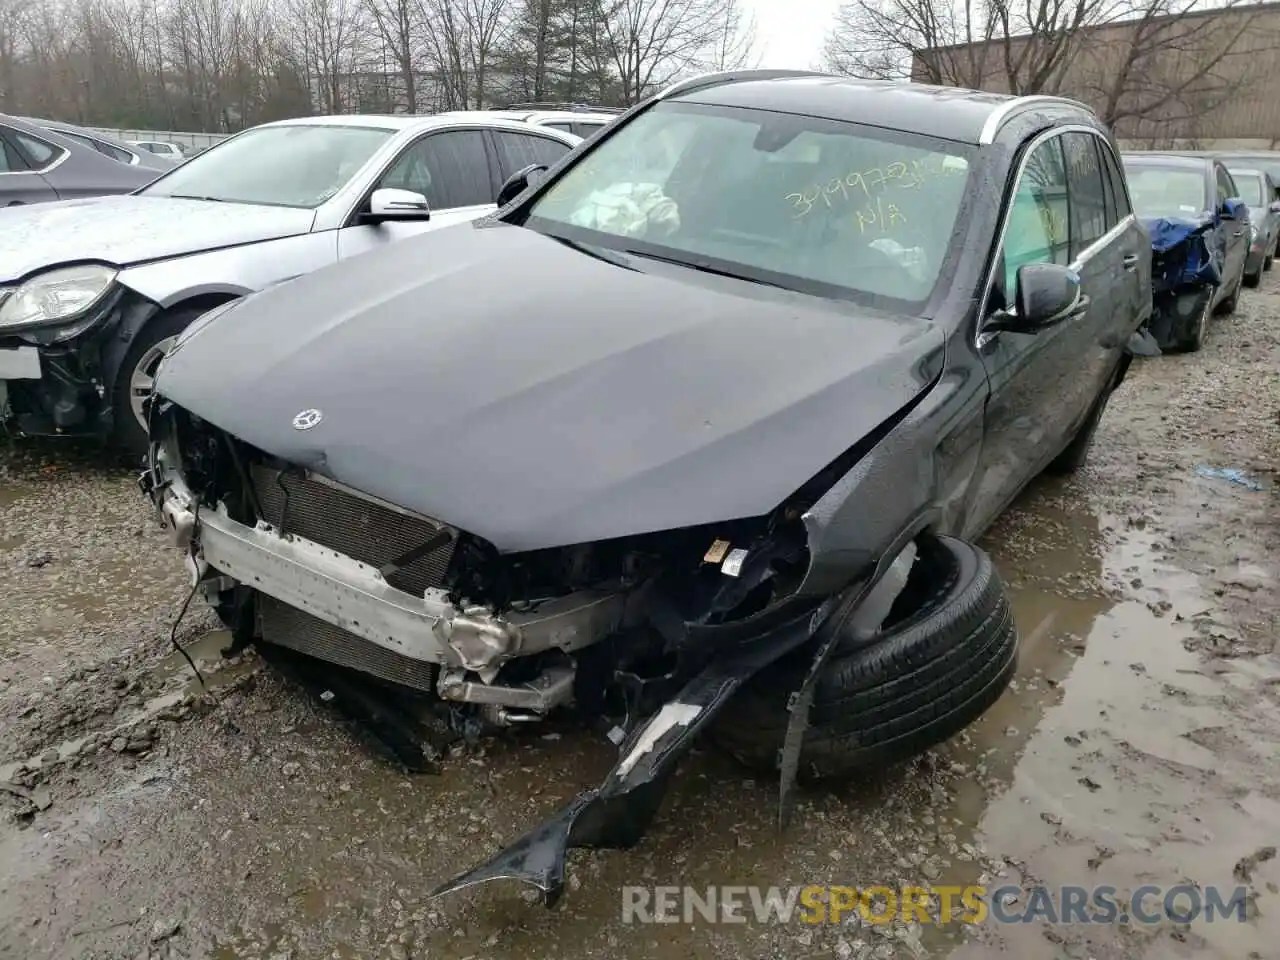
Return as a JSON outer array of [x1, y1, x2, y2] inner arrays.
[[655, 69, 831, 102], [504, 102, 625, 114], [978, 94, 1097, 145]]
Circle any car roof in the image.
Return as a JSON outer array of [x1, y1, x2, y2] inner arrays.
[[20, 117, 139, 151], [662, 74, 1094, 145], [1121, 152, 1211, 170], [259, 113, 580, 140]]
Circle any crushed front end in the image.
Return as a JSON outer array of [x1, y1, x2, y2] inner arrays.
[[1142, 215, 1222, 350], [141, 396, 840, 731], [140, 396, 924, 906]]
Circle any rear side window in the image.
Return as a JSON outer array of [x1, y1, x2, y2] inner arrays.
[[96, 141, 135, 164], [0, 133, 28, 173], [492, 130, 573, 181], [573, 122, 605, 138], [13, 132, 64, 170], [1100, 143, 1131, 221], [1215, 165, 1234, 206], [1063, 132, 1108, 258], [542, 122, 575, 134]]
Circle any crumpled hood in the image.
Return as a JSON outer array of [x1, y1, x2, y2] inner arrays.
[[157, 223, 943, 552], [0, 196, 316, 284]]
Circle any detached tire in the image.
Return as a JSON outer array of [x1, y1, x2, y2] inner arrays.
[[713, 533, 1016, 781]]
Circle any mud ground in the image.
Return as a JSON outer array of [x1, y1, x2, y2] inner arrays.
[[1, 287, 1278, 960]]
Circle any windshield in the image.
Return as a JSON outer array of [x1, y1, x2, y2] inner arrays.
[[1220, 156, 1280, 190], [523, 101, 975, 307], [141, 124, 394, 208], [1229, 171, 1264, 206], [1122, 163, 1208, 219]]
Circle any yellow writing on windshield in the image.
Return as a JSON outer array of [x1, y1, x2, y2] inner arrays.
[[787, 156, 966, 219], [855, 196, 908, 235]]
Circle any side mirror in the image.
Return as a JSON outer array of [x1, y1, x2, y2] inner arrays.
[[1268, 200, 1280, 214], [1221, 197, 1248, 220], [496, 163, 548, 207], [360, 187, 430, 224], [988, 263, 1090, 335]]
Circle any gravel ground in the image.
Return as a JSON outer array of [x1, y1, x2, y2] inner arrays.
[[1, 285, 1278, 960]]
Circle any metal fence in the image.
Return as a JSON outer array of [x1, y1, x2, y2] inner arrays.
[[91, 128, 232, 153]]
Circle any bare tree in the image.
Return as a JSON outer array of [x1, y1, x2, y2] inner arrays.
[[601, 0, 750, 102], [824, 0, 1269, 139]]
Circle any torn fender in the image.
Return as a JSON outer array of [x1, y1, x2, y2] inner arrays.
[[429, 593, 835, 906]]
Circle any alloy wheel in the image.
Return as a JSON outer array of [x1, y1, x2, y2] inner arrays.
[[128, 335, 180, 431]]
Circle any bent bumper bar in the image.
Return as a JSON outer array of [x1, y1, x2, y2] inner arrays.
[[155, 477, 629, 673]]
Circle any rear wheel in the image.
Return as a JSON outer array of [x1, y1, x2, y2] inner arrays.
[[712, 533, 1017, 781], [1175, 290, 1213, 353]]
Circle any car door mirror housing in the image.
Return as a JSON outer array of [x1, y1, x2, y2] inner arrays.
[[988, 263, 1088, 335], [360, 188, 430, 224], [1220, 197, 1247, 220], [496, 163, 548, 207]]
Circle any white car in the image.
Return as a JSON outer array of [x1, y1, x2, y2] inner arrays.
[[1, 113, 581, 453], [130, 140, 187, 161], [442, 105, 622, 140]]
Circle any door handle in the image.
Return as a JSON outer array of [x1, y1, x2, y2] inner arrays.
[[1122, 253, 1139, 271], [1066, 294, 1091, 320], [1232, 229, 1245, 237]]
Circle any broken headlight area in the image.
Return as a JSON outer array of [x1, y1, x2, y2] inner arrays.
[[144, 402, 821, 744]]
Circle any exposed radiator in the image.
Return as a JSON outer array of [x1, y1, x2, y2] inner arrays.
[[258, 595, 439, 693], [249, 462, 456, 596]]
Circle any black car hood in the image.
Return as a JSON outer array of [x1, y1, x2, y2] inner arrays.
[[157, 223, 943, 552]]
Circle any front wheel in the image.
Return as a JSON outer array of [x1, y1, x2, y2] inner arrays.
[[110, 306, 219, 459], [712, 533, 1017, 781]]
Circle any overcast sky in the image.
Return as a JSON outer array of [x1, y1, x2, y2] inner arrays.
[[744, 0, 843, 70]]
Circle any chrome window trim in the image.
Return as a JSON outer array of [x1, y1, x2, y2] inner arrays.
[[978, 95, 1097, 146], [974, 123, 1135, 349], [0, 128, 70, 177]]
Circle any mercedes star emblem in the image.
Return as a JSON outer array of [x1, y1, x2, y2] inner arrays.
[[292, 408, 324, 431]]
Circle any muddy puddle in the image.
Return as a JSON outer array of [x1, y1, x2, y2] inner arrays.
[[151, 481, 1273, 960], [2, 468, 1277, 960]]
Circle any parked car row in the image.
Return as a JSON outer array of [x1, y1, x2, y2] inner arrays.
[[0, 112, 584, 452], [0, 74, 1251, 910], [128, 76, 1154, 906], [1121, 148, 1280, 351]]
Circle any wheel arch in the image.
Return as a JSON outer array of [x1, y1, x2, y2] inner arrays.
[[100, 290, 243, 395]]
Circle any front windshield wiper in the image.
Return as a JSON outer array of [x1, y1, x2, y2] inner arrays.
[[545, 233, 637, 270], [621, 248, 790, 290], [165, 194, 227, 202]]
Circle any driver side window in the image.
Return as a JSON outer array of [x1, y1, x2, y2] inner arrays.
[[999, 136, 1070, 304], [379, 131, 490, 210]]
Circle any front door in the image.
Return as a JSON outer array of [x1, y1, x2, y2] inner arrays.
[[966, 130, 1116, 534], [337, 129, 498, 259], [1216, 163, 1248, 290]]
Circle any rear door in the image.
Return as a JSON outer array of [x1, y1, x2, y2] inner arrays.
[[1097, 137, 1149, 331], [0, 125, 59, 206], [969, 129, 1117, 529], [336, 128, 496, 259]]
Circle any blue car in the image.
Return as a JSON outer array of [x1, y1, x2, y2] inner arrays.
[[1122, 152, 1250, 351]]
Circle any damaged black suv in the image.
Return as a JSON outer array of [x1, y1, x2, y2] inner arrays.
[[142, 71, 1152, 905]]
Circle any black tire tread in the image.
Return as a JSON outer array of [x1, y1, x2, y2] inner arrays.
[[713, 534, 1017, 780]]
